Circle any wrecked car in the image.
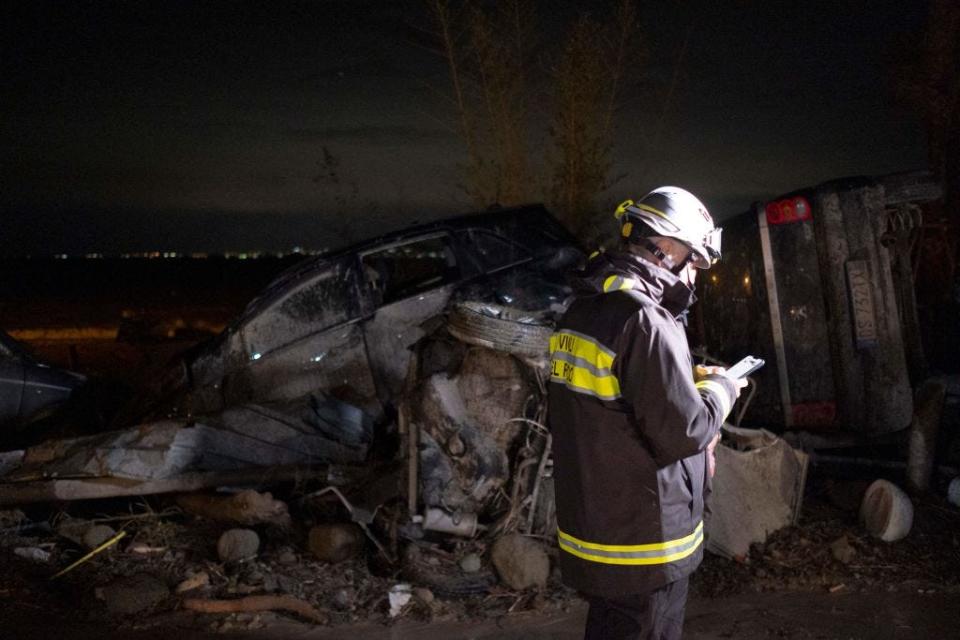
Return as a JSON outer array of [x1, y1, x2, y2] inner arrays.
[[0, 329, 86, 434], [0, 206, 581, 506], [123, 205, 582, 425]]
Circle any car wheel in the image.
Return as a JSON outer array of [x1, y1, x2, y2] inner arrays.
[[446, 302, 553, 359]]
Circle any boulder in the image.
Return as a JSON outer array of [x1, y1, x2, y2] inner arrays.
[[216, 528, 260, 563], [82, 524, 117, 550], [491, 534, 549, 590], [308, 524, 363, 563]]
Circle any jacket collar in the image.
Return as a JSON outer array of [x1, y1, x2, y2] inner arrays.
[[572, 249, 697, 319]]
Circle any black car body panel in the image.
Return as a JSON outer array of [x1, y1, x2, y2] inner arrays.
[[0, 330, 86, 432]]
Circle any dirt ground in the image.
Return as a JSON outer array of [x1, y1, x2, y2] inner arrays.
[[1, 474, 958, 640]]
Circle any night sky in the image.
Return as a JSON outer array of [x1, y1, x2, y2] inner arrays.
[[1, 0, 930, 256]]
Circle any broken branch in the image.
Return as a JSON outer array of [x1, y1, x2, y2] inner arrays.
[[182, 594, 327, 624]]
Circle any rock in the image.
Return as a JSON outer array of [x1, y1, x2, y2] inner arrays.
[[332, 587, 355, 611], [491, 534, 550, 590], [56, 518, 93, 546], [175, 571, 210, 593], [830, 536, 856, 564], [276, 574, 299, 595], [0, 509, 26, 528], [276, 547, 298, 565], [82, 524, 117, 550], [413, 587, 434, 604], [14, 547, 51, 563], [459, 553, 482, 573], [262, 572, 279, 593], [100, 573, 169, 615], [308, 524, 363, 563], [217, 528, 260, 563], [241, 567, 265, 586]]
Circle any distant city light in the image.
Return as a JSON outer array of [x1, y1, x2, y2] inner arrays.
[[49, 248, 323, 259]]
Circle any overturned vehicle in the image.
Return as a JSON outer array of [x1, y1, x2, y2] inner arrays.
[[0, 206, 582, 538]]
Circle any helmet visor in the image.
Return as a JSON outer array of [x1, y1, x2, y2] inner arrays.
[[703, 227, 722, 265]]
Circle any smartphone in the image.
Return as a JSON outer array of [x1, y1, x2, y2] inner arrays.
[[724, 355, 765, 379]]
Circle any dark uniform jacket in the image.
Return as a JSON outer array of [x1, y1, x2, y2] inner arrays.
[[548, 250, 738, 597]]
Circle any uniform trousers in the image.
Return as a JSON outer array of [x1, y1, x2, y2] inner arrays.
[[582, 577, 689, 640]]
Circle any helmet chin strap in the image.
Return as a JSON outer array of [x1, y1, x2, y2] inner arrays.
[[638, 238, 690, 274]]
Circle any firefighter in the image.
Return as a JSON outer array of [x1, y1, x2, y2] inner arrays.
[[548, 186, 747, 639]]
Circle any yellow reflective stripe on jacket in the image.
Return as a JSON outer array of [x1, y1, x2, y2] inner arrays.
[[558, 522, 704, 566], [695, 379, 733, 420], [549, 330, 621, 400], [603, 275, 636, 293]]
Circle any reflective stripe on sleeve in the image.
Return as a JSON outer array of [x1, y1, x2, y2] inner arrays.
[[558, 522, 704, 566], [549, 330, 621, 400], [695, 379, 733, 420], [603, 275, 636, 293]]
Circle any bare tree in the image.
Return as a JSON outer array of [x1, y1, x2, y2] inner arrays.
[[426, 0, 643, 233], [469, 2, 532, 204], [546, 1, 642, 234], [427, 0, 534, 208]]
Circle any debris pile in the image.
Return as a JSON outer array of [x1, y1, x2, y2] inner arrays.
[[695, 478, 960, 598], [0, 302, 571, 631]]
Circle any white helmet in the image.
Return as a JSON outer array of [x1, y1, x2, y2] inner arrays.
[[614, 186, 722, 269]]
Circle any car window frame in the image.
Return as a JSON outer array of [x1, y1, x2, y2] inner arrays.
[[358, 231, 464, 307], [460, 228, 533, 275], [235, 254, 369, 360]]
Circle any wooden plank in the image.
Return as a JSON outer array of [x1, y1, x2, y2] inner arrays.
[[0, 463, 363, 506]]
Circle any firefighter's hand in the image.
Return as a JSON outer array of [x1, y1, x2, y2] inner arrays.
[[706, 432, 720, 478], [694, 365, 723, 381], [695, 365, 749, 397], [730, 375, 749, 398]]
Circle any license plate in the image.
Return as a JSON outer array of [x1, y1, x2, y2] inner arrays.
[[845, 260, 878, 349]]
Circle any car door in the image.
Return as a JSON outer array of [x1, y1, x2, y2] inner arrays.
[[213, 254, 382, 419], [18, 362, 85, 422], [360, 232, 466, 405], [0, 349, 25, 426]]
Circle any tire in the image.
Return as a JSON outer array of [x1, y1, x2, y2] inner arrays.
[[401, 544, 497, 598], [447, 302, 553, 359]]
